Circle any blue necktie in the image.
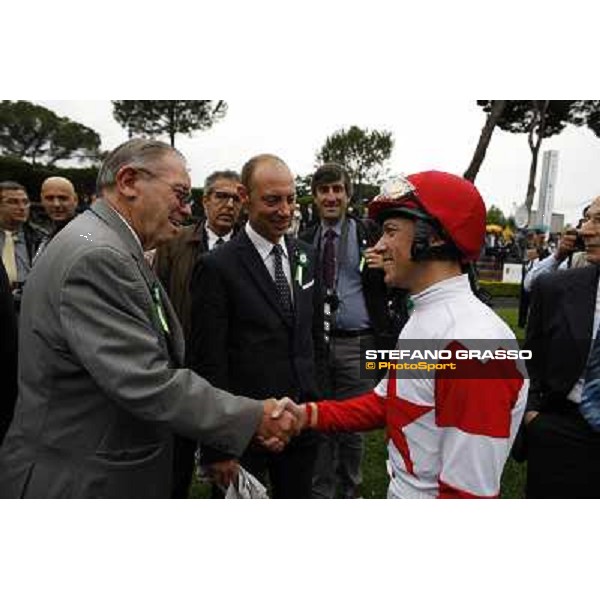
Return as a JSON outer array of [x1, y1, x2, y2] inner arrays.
[[579, 326, 600, 430]]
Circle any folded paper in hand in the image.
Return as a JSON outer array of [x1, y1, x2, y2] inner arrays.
[[225, 467, 269, 499]]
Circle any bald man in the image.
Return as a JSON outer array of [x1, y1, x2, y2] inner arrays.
[[35, 177, 79, 260]]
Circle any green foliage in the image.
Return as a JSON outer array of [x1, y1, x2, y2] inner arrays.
[[112, 100, 227, 147], [478, 100, 574, 138], [486, 205, 506, 226], [479, 281, 521, 298], [0, 100, 101, 167], [0, 155, 98, 200], [316, 125, 393, 198]]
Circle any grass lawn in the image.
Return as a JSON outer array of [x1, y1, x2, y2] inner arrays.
[[190, 305, 527, 499]]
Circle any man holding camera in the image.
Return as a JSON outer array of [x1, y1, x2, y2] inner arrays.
[[300, 163, 404, 499], [524, 206, 591, 293]]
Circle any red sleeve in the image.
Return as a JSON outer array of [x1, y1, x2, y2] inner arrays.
[[316, 391, 386, 432], [437, 480, 499, 499]]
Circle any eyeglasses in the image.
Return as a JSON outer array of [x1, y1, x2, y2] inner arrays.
[[210, 190, 241, 204], [136, 167, 192, 206]]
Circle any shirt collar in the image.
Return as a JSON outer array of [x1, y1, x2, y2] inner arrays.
[[205, 224, 233, 247], [245, 221, 288, 261], [411, 274, 471, 309], [320, 218, 343, 239], [113, 210, 142, 250]]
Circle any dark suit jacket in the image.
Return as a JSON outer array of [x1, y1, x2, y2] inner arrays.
[[155, 220, 241, 348], [524, 264, 600, 414], [300, 215, 405, 350], [189, 229, 322, 463], [0, 262, 18, 445]]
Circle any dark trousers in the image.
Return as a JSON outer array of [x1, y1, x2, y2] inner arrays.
[[242, 430, 319, 499], [526, 405, 600, 498], [170, 434, 197, 498]]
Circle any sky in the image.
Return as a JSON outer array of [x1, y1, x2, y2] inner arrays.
[[33, 99, 600, 227]]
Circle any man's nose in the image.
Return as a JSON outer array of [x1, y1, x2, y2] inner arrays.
[[373, 237, 386, 253], [179, 203, 192, 218]]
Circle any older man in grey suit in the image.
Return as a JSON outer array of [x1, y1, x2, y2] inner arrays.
[[0, 139, 297, 498]]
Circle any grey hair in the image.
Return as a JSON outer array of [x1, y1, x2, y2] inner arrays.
[[203, 170, 240, 196], [96, 138, 185, 194]]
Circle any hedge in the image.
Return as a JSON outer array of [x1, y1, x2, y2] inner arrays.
[[479, 280, 521, 297]]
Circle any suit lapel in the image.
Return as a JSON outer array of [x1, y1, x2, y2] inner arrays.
[[91, 199, 185, 366], [563, 266, 598, 341], [236, 231, 294, 327]]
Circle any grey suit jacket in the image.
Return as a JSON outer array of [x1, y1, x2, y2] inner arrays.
[[0, 199, 262, 498]]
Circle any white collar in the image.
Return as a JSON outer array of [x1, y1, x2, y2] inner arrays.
[[411, 274, 472, 308], [245, 221, 288, 261], [113, 209, 142, 250], [205, 225, 233, 246]]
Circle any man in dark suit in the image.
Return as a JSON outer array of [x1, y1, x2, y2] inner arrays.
[[523, 195, 600, 497], [300, 163, 406, 498], [189, 154, 321, 498], [0, 181, 45, 312], [0, 261, 18, 445], [154, 169, 243, 498], [0, 139, 299, 498]]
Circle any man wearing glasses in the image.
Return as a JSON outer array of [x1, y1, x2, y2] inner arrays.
[[154, 170, 243, 497], [0, 139, 299, 498], [0, 181, 45, 307]]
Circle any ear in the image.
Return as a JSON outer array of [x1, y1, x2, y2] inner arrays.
[[428, 230, 446, 248], [238, 184, 250, 207], [115, 165, 140, 201]]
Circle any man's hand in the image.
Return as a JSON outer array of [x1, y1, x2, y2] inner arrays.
[[555, 230, 578, 261], [256, 398, 301, 452], [364, 247, 384, 270], [208, 459, 240, 491]]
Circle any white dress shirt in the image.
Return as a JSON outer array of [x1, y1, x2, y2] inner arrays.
[[245, 222, 293, 290]]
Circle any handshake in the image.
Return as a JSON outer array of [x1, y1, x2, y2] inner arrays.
[[207, 399, 318, 491], [256, 397, 316, 452]]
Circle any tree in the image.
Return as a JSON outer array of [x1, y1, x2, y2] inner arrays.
[[486, 205, 506, 227], [0, 101, 101, 166], [468, 101, 600, 215], [464, 100, 506, 182], [112, 101, 227, 147], [316, 125, 393, 199]]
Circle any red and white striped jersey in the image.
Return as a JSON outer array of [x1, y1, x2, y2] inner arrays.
[[315, 275, 528, 499]]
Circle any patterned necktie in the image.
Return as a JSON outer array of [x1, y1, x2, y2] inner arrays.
[[2, 230, 18, 285], [322, 228, 337, 290], [579, 326, 600, 430], [271, 244, 292, 314]]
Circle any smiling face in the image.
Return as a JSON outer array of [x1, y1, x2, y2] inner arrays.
[[243, 159, 296, 243], [117, 152, 192, 250], [580, 196, 600, 264], [203, 177, 242, 236], [314, 179, 349, 224], [373, 216, 419, 289]]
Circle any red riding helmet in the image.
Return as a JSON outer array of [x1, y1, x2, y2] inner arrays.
[[368, 171, 486, 262]]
